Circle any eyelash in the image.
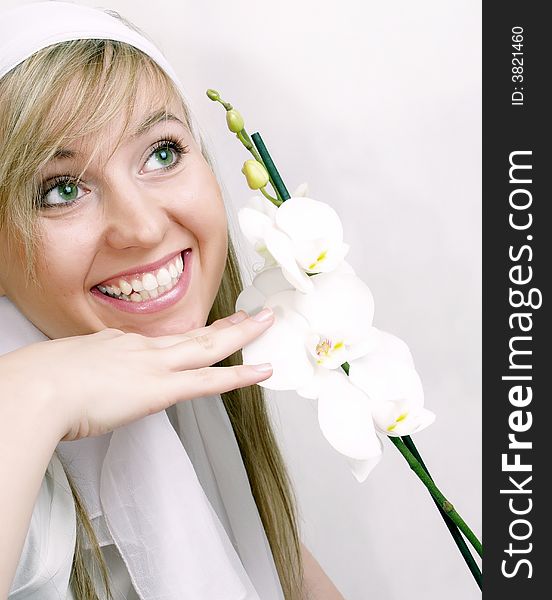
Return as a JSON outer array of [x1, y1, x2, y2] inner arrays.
[[36, 135, 190, 210]]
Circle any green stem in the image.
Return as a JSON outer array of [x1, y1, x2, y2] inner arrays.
[[259, 186, 281, 206], [388, 436, 483, 558], [209, 89, 483, 584], [339, 366, 482, 586], [402, 436, 482, 589], [236, 130, 283, 202], [251, 132, 290, 201]]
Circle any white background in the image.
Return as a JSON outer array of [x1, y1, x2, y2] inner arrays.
[[3, 1, 482, 598]]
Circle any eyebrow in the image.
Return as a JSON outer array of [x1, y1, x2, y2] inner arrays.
[[131, 110, 186, 138], [48, 111, 186, 162]]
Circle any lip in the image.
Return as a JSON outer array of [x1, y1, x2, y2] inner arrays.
[[95, 248, 186, 285], [90, 249, 193, 314]]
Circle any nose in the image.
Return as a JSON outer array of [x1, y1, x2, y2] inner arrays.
[[102, 182, 169, 250]]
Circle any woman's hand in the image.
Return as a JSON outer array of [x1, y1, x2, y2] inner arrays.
[[0, 308, 275, 442]]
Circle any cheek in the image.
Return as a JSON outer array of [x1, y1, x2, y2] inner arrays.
[[171, 166, 228, 256], [37, 222, 98, 293]]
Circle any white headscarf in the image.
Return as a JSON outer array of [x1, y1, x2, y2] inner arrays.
[[0, 2, 285, 599]]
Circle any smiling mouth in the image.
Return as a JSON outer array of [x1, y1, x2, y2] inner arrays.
[[94, 249, 188, 303]]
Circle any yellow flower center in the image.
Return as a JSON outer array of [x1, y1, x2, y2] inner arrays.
[[308, 249, 328, 270], [314, 338, 344, 364], [386, 412, 409, 432]]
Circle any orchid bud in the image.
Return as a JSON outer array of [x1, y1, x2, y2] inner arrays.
[[206, 89, 220, 101], [226, 109, 244, 133], [241, 159, 269, 189]]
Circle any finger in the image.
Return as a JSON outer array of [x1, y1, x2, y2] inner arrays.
[[162, 307, 275, 370], [163, 363, 273, 406], [146, 310, 249, 349]]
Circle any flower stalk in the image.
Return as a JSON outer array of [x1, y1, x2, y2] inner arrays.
[[402, 435, 482, 588], [388, 436, 483, 558], [338, 364, 482, 583], [206, 89, 284, 205], [208, 86, 483, 588], [251, 132, 290, 201]]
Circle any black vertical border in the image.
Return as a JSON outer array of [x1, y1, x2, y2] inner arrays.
[[483, 2, 550, 597]]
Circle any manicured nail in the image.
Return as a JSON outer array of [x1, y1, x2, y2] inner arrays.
[[229, 310, 248, 324], [252, 363, 272, 372], [252, 307, 273, 322]]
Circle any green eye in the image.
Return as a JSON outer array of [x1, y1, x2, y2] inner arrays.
[[154, 145, 175, 167], [143, 137, 189, 173], [57, 182, 79, 201], [39, 176, 87, 209]]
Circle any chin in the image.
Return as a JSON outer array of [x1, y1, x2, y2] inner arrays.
[[137, 313, 205, 338]]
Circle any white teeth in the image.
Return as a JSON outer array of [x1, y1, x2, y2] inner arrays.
[[156, 268, 171, 286], [131, 278, 144, 292], [120, 280, 133, 296], [142, 273, 158, 291], [98, 252, 186, 302]]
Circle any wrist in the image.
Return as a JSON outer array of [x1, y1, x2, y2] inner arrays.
[[0, 348, 66, 443]]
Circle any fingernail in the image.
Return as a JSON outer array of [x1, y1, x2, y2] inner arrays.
[[229, 310, 248, 324], [252, 363, 272, 372], [252, 307, 273, 322]]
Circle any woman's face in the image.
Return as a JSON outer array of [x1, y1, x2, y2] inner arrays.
[[0, 78, 228, 339]]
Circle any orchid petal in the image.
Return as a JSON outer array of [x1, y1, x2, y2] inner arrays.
[[348, 329, 424, 408], [373, 400, 436, 437], [296, 375, 322, 400], [241, 305, 314, 390], [292, 238, 349, 274], [250, 266, 295, 298], [293, 272, 375, 342], [265, 228, 314, 293], [347, 328, 380, 361], [345, 451, 383, 483], [305, 332, 349, 369], [311, 242, 350, 273], [292, 182, 309, 197], [244, 194, 278, 220], [238, 206, 274, 247], [332, 259, 356, 276], [316, 370, 381, 461], [275, 197, 343, 242], [235, 285, 266, 316], [251, 244, 278, 272]]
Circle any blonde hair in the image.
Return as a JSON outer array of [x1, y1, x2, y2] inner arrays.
[[0, 32, 304, 600]]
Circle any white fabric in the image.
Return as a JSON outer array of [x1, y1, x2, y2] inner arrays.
[[0, 1, 286, 598], [0, 0, 203, 152], [1, 297, 286, 600]]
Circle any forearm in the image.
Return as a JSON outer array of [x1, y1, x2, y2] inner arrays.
[[0, 356, 62, 598], [301, 542, 346, 600]]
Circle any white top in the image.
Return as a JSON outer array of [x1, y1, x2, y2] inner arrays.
[[9, 399, 286, 599], [9, 451, 137, 599], [1, 297, 285, 600], [9, 455, 76, 600]]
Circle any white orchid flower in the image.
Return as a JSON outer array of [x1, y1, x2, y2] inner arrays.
[[236, 265, 385, 478], [238, 184, 350, 293], [347, 328, 436, 437], [236, 265, 434, 481], [236, 263, 373, 390]]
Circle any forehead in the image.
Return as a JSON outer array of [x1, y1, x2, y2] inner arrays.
[[42, 77, 188, 169]]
